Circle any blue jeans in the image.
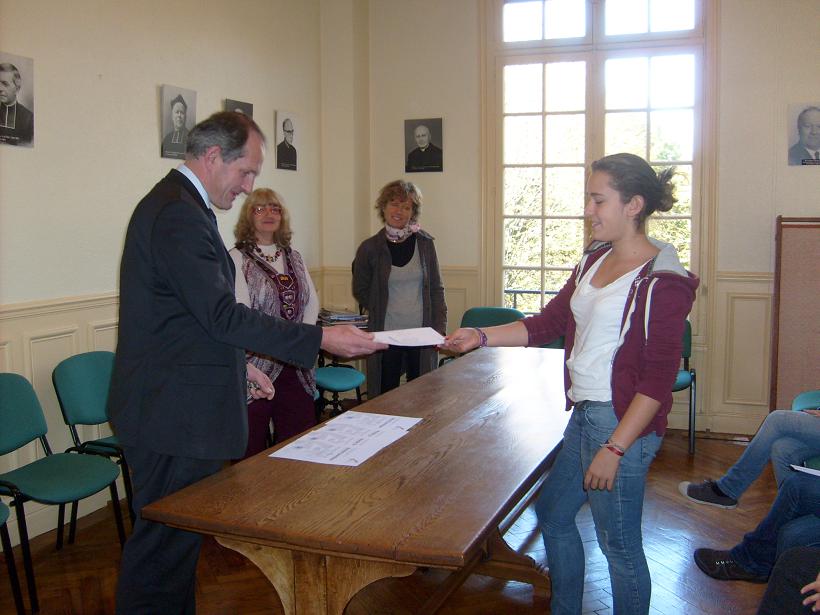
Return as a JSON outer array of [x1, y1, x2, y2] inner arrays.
[[718, 410, 820, 500], [731, 472, 820, 577], [535, 401, 662, 615]]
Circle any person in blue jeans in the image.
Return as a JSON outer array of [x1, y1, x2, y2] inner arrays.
[[680, 408, 820, 508], [443, 153, 698, 615], [693, 472, 820, 585]]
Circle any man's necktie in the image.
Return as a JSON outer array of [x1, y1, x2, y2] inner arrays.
[[206, 208, 218, 230]]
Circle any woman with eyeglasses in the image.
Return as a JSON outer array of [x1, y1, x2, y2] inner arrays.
[[229, 188, 319, 458], [352, 180, 447, 397]]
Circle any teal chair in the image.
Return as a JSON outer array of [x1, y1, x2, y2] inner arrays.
[[1, 501, 25, 615], [793, 390, 820, 470], [672, 321, 697, 454], [315, 363, 365, 419], [0, 373, 126, 613], [439, 306, 528, 366], [52, 351, 134, 524]]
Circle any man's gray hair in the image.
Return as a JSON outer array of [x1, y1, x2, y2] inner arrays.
[[186, 111, 266, 163]]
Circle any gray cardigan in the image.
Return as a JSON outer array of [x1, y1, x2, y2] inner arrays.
[[352, 229, 447, 397]]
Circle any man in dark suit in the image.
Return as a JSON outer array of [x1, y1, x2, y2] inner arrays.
[[0, 62, 33, 146], [788, 106, 820, 165], [276, 118, 297, 170], [110, 111, 384, 614], [405, 124, 442, 172]]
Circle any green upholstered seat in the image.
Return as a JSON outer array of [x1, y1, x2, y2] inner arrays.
[[0, 372, 126, 613], [52, 351, 135, 523], [315, 364, 366, 418], [671, 321, 697, 454]]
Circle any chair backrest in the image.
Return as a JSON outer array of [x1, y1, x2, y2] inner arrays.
[[681, 320, 692, 360], [52, 351, 115, 426], [0, 373, 48, 455], [792, 389, 820, 411], [461, 306, 525, 329]]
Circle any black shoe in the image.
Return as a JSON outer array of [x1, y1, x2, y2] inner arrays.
[[694, 548, 768, 583], [679, 480, 738, 509]]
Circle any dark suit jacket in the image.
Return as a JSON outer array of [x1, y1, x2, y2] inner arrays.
[[405, 143, 443, 172], [0, 101, 33, 145], [788, 143, 815, 165], [277, 140, 297, 170], [109, 169, 322, 460]]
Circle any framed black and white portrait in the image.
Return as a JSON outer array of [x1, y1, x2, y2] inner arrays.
[[405, 118, 443, 173], [275, 110, 298, 171], [160, 84, 196, 160], [0, 51, 34, 147], [225, 98, 253, 118], [788, 103, 820, 166]]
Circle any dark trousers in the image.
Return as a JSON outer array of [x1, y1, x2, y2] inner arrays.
[[380, 346, 421, 394], [241, 366, 316, 459], [116, 446, 224, 615], [757, 546, 820, 615]]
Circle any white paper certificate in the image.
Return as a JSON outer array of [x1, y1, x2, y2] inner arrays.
[[270, 411, 422, 466], [373, 327, 445, 347], [790, 464, 820, 478]]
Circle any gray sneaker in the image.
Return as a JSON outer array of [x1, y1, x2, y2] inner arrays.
[[678, 480, 738, 509]]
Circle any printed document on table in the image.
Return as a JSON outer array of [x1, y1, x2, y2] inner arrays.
[[791, 464, 820, 478], [270, 411, 422, 466], [373, 327, 445, 347]]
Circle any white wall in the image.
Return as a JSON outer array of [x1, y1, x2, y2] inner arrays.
[[716, 0, 820, 272], [0, 0, 323, 305], [368, 0, 481, 266]]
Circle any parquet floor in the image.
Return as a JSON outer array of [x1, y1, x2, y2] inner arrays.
[[0, 431, 775, 614]]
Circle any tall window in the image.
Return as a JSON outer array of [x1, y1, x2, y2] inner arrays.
[[498, 0, 702, 313]]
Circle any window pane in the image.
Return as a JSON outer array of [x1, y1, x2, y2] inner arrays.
[[669, 164, 692, 215], [544, 269, 570, 295], [650, 0, 695, 32], [545, 167, 585, 215], [545, 61, 586, 112], [650, 55, 694, 108], [503, 269, 542, 313], [606, 57, 648, 110], [545, 114, 585, 163], [504, 115, 543, 164], [544, 219, 584, 267], [504, 167, 542, 216], [505, 64, 543, 113], [605, 111, 647, 157], [544, 0, 586, 39], [503, 1, 543, 42], [504, 218, 541, 266], [650, 109, 693, 161], [605, 0, 648, 35], [647, 218, 691, 269]]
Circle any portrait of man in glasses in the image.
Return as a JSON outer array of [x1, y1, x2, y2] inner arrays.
[[276, 114, 297, 171]]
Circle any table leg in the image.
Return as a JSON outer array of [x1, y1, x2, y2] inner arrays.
[[217, 537, 415, 614], [474, 528, 551, 593]]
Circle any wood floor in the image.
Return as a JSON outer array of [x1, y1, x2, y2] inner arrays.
[[0, 431, 774, 615]]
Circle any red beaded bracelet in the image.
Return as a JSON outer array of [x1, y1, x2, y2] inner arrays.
[[603, 440, 625, 457]]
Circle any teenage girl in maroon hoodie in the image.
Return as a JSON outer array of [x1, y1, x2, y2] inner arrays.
[[442, 153, 699, 615]]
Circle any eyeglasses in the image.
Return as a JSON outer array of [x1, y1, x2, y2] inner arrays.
[[283, 129, 294, 134], [252, 204, 282, 215]]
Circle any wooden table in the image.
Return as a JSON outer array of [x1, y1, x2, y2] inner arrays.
[[143, 347, 570, 614]]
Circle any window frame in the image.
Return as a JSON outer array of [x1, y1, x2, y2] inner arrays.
[[482, 0, 712, 318]]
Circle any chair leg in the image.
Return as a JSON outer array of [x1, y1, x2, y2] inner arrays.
[[118, 455, 136, 526], [355, 386, 362, 403], [1, 520, 25, 615], [56, 503, 65, 551], [688, 372, 697, 455], [330, 391, 342, 417], [68, 501, 79, 545], [109, 483, 126, 548], [13, 501, 37, 613]]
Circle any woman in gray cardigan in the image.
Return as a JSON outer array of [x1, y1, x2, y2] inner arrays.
[[352, 180, 447, 397]]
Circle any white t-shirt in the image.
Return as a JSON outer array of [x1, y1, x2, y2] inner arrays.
[[566, 254, 646, 403]]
